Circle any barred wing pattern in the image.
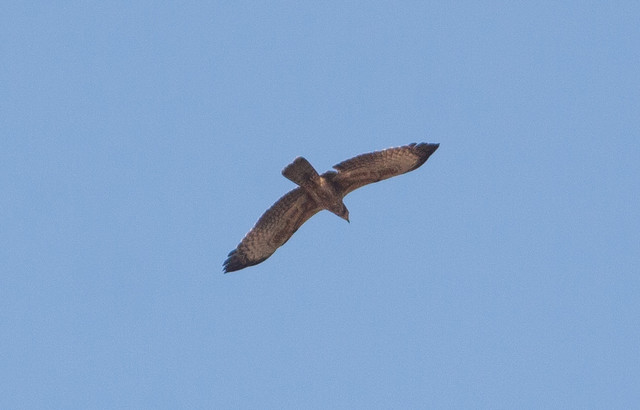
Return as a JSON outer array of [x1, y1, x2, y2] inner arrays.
[[223, 188, 321, 273], [224, 142, 439, 273], [329, 142, 439, 196]]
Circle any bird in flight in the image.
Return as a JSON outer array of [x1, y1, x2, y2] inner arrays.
[[223, 142, 439, 273]]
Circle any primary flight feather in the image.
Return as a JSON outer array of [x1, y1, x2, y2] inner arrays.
[[223, 142, 439, 273]]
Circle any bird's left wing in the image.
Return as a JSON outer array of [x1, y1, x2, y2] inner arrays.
[[224, 188, 321, 273]]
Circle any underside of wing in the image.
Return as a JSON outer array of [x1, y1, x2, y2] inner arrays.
[[330, 142, 439, 196], [223, 188, 321, 273]]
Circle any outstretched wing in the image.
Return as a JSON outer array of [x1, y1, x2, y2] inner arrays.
[[330, 142, 439, 196], [224, 188, 321, 273]]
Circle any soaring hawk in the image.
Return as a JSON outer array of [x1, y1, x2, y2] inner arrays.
[[224, 142, 439, 273]]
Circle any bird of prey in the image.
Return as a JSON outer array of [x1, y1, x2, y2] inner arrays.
[[223, 142, 439, 273]]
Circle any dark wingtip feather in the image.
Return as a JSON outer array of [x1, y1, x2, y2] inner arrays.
[[415, 142, 439, 155], [408, 142, 439, 171], [223, 249, 268, 273], [223, 250, 243, 273]]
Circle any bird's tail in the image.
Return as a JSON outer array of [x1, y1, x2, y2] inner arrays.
[[282, 157, 319, 188]]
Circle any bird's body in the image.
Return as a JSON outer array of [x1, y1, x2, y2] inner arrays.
[[282, 157, 349, 222], [224, 142, 439, 273]]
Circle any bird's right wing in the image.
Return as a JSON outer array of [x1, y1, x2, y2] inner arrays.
[[330, 142, 439, 196], [224, 188, 321, 273]]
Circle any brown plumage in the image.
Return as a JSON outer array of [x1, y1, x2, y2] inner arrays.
[[223, 142, 439, 273]]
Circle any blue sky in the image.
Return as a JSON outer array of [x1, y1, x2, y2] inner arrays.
[[2, 1, 639, 408]]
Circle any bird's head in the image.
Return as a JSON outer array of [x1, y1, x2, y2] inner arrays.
[[330, 202, 350, 223]]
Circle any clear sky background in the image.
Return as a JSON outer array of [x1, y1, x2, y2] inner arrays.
[[2, 2, 639, 409]]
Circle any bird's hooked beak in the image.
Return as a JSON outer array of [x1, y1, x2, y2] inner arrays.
[[333, 203, 349, 223], [342, 208, 350, 223]]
